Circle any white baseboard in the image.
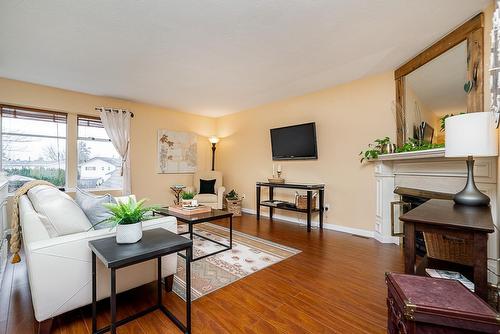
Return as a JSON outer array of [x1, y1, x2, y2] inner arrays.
[[241, 207, 374, 239], [374, 231, 401, 244]]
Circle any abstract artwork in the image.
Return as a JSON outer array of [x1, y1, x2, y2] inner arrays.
[[157, 130, 197, 173]]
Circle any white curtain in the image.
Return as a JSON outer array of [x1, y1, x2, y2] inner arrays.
[[97, 107, 132, 195]]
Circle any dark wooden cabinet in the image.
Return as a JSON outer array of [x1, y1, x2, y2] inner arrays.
[[386, 273, 500, 333], [399, 199, 495, 301]]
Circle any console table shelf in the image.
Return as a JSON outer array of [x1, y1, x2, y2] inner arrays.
[[259, 201, 321, 213], [256, 182, 325, 231]]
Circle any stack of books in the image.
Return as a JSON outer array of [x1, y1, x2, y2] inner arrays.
[[425, 268, 475, 292]]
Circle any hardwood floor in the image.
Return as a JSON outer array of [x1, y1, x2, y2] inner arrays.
[[0, 214, 403, 334]]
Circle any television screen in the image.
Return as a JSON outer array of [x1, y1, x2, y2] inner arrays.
[[270, 122, 318, 160]]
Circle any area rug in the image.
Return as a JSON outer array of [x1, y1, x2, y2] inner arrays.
[[172, 223, 300, 300]]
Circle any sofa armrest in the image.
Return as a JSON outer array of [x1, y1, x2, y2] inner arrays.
[[25, 216, 177, 321], [217, 186, 226, 209], [28, 216, 176, 252]]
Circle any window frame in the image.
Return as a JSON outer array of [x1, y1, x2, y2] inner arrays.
[[77, 115, 122, 191], [77, 115, 113, 143], [0, 104, 69, 191]]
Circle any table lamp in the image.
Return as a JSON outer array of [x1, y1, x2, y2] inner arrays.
[[445, 112, 498, 206]]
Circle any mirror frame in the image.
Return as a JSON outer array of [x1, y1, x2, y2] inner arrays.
[[394, 13, 484, 146]]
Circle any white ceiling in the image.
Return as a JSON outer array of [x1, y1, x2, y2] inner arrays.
[[0, 0, 491, 117], [406, 41, 467, 112]]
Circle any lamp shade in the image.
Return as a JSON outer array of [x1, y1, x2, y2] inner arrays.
[[445, 112, 498, 157], [208, 136, 219, 144]]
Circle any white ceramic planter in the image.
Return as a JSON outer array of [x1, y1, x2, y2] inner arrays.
[[116, 222, 143, 244], [181, 199, 198, 207]]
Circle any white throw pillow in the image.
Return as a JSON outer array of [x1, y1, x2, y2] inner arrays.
[[115, 194, 137, 204], [75, 188, 116, 230], [27, 185, 92, 236]]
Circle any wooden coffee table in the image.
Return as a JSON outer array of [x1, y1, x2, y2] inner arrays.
[[154, 208, 233, 262]]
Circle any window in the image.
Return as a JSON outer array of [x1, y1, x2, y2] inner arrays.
[[1, 105, 67, 192], [77, 116, 122, 189]]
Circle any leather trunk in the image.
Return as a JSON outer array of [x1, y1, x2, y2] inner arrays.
[[386, 272, 500, 333]]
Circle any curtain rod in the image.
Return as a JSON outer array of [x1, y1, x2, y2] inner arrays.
[[95, 107, 134, 118]]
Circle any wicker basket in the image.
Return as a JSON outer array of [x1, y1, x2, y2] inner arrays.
[[423, 232, 473, 266], [295, 193, 318, 210], [226, 198, 242, 217]]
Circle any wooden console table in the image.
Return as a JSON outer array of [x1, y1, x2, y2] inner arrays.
[[256, 182, 325, 231], [399, 199, 495, 301]]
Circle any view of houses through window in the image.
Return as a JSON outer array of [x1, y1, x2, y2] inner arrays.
[[0, 106, 67, 192], [77, 116, 122, 189]]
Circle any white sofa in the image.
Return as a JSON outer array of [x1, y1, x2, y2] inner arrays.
[[19, 188, 178, 331], [186, 170, 225, 209]]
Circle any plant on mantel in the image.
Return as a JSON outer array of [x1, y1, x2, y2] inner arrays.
[[359, 137, 392, 162], [394, 138, 444, 153], [359, 137, 444, 163]]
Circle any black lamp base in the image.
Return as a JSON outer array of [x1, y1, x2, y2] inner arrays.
[[454, 156, 490, 206]]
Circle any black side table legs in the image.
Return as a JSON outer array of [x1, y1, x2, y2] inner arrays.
[[90, 229, 193, 334]]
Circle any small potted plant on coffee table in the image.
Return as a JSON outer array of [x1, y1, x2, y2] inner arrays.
[[96, 198, 158, 244], [180, 190, 197, 207], [225, 189, 244, 217]]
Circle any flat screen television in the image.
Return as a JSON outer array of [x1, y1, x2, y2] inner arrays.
[[270, 122, 318, 160]]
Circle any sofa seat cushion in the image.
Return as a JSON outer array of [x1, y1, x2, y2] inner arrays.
[[194, 193, 218, 203], [27, 185, 92, 237], [75, 188, 116, 229]]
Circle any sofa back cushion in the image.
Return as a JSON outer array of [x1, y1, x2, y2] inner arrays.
[[27, 185, 92, 237], [75, 188, 116, 229]]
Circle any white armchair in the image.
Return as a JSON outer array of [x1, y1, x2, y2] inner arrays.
[[186, 171, 225, 209]]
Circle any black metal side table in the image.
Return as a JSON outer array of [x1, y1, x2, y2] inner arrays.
[[88, 228, 193, 334]]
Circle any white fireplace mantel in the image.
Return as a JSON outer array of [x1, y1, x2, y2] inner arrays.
[[375, 148, 445, 161], [372, 150, 499, 284]]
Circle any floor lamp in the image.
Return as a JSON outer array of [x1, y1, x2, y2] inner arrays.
[[209, 136, 219, 171]]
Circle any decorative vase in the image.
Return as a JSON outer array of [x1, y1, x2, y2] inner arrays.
[[116, 221, 143, 244]]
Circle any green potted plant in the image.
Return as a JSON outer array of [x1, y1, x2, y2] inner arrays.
[[97, 198, 158, 244], [180, 190, 197, 207], [359, 137, 394, 162], [225, 189, 244, 216]]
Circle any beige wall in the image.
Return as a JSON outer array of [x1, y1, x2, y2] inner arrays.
[[216, 72, 396, 231], [0, 77, 216, 206]]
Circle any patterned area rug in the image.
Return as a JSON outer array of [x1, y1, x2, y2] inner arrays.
[[172, 223, 300, 300]]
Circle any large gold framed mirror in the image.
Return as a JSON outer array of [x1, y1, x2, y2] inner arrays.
[[395, 13, 484, 146]]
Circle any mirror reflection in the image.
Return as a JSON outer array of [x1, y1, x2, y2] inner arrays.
[[404, 40, 467, 145]]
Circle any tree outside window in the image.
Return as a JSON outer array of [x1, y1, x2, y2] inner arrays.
[[1, 106, 67, 192]]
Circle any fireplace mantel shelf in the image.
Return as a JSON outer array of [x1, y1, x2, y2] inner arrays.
[[373, 148, 445, 161]]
